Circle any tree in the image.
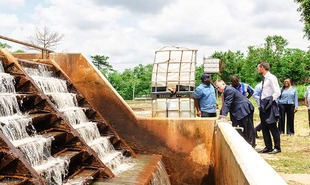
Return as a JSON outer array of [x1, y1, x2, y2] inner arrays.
[[13, 49, 25, 53], [210, 50, 245, 83], [0, 42, 12, 49], [107, 64, 153, 100], [132, 64, 152, 98], [295, 0, 310, 40], [90, 55, 114, 77], [205, 35, 310, 86], [28, 27, 64, 50], [0, 42, 24, 53]]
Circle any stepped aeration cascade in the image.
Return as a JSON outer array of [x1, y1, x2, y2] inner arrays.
[[0, 60, 68, 184], [22, 63, 135, 175]]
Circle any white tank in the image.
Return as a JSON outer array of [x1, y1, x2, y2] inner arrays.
[[152, 98, 195, 118]]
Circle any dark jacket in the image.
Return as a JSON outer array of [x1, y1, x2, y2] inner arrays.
[[221, 86, 254, 120], [259, 96, 280, 124]]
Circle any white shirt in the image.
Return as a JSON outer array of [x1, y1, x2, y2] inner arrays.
[[261, 71, 281, 101]]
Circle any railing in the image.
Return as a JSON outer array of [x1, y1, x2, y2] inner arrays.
[[0, 35, 54, 59]]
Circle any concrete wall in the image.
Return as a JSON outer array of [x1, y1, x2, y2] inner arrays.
[[214, 121, 287, 185], [137, 117, 216, 184]]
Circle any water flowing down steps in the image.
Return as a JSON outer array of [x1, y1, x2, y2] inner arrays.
[[0, 53, 113, 184], [0, 50, 171, 185], [19, 60, 136, 176]]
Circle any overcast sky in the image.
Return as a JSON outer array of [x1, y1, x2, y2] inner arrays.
[[0, 0, 309, 71]]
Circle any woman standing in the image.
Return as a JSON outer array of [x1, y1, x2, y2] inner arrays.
[[278, 78, 298, 135]]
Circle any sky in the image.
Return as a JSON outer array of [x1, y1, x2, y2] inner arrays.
[[0, 0, 309, 71]]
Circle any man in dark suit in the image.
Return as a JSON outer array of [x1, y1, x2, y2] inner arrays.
[[215, 80, 256, 147]]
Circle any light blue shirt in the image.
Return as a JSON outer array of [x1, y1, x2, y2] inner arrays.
[[305, 86, 310, 109], [278, 87, 298, 108], [253, 82, 262, 107], [194, 83, 216, 113]]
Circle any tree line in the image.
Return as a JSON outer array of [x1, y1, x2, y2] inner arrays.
[[94, 35, 310, 100]]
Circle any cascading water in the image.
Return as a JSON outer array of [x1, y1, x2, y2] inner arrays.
[[0, 60, 69, 184], [149, 160, 171, 185], [23, 64, 135, 175]]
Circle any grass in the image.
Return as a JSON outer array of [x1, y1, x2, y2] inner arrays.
[[255, 105, 310, 174]]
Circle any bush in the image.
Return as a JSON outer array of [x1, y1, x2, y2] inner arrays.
[[295, 85, 308, 99]]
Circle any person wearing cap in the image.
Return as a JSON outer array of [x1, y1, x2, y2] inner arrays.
[[194, 73, 217, 117], [230, 75, 254, 99]]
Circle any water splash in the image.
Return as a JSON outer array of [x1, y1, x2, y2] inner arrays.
[[0, 59, 4, 72], [149, 160, 171, 185], [0, 115, 35, 141], [23, 64, 54, 77], [31, 77, 68, 93], [0, 95, 21, 116], [0, 74, 16, 93], [48, 93, 78, 109], [62, 108, 88, 124]]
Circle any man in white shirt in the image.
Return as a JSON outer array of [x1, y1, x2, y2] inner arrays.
[[257, 61, 281, 154]]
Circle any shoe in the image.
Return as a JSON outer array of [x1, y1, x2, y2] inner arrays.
[[255, 131, 259, 139], [258, 148, 272, 153], [268, 148, 281, 154]]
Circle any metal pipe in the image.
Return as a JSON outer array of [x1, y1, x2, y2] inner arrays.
[[0, 35, 54, 58]]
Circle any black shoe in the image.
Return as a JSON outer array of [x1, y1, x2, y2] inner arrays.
[[255, 132, 259, 139], [258, 148, 272, 153], [268, 148, 281, 154]]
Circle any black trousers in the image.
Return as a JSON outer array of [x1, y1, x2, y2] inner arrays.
[[278, 104, 295, 134], [255, 123, 262, 132], [231, 112, 256, 147], [259, 111, 281, 150], [201, 112, 217, 117], [308, 109, 310, 128]]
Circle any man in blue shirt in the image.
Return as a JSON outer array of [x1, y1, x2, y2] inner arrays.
[[253, 82, 263, 138], [230, 75, 254, 99], [194, 73, 217, 117], [305, 85, 310, 129]]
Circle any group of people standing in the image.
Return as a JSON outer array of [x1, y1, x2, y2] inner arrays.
[[194, 61, 301, 154]]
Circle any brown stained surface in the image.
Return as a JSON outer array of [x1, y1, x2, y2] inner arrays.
[[30, 53, 215, 184], [135, 155, 162, 185], [137, 118, 215, 185]]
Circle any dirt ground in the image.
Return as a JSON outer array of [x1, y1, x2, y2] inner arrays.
[[129, 101, 310, 185]]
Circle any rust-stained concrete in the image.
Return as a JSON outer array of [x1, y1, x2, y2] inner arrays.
[[137, 118, 216, 184]]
